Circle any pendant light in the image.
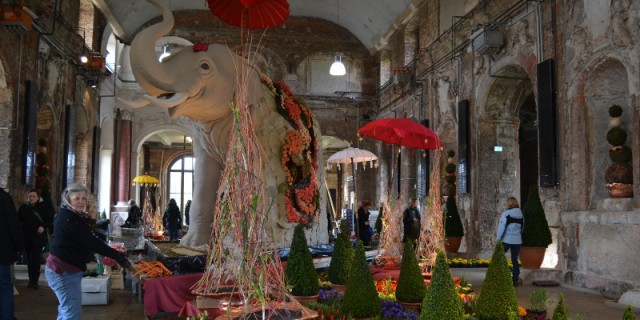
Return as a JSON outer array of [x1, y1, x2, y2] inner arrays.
[[158, 43, 171, 62], [329, 0, 346, 76]]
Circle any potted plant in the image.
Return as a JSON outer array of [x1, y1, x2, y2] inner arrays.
[[521, 185, 553, 269], [526, 289, 549, 320], [552, 294, 569, 320], [444, 196, 464, 253], [341, 240, 381, 319], [285, 223, 320, 303], [605, 104, 633, 198], [395, 241, 427, 312], [327, 221, 353, 292], [474, 241, 518, 320], [441, 150, 457, 197], [420, 249, 465, 319]]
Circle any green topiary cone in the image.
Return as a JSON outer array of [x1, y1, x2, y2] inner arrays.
[[623, 305, 636, 320], [444, 196, 464, 237], [342, 240, 381, 318], [522, 185, 552, 247], [396, 241, 427, 303], [419, 250, 464, 320], [327, 221, 353, 285], [474, 241, 518, 319], [552, 294, 569, 320], [285, 223, 320, 296]]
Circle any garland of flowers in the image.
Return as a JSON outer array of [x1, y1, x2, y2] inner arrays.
[[262, 75, 320, 224]]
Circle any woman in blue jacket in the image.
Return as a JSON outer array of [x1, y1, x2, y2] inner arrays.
[[496, 197, 524, 286]]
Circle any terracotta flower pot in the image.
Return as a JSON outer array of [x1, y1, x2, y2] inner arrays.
[[444, 236, 462, 253], [397, 300, 422, 313], [520, 246, 546, 269], [606, 183, 633, 198], [291, 294, 318, 305], [331, 283, 346, 292]]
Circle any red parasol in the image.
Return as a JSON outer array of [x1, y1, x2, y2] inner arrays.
[[358, 118, 442, 150], [207, 0, 290, 29]]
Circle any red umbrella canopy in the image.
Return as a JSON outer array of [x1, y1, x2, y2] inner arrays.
[[207, 0, 290, 29], [358, 118, 442, 150]]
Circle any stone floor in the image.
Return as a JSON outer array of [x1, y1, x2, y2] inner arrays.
[[11, 265, 637, 319]]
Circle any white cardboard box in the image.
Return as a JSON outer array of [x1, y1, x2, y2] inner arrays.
[[81, 275, 111, 305]]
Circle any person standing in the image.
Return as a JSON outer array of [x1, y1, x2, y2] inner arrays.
[[356, 200, 371, 246], [184, 200, 192, 227], [18, 189, 50, 289], [402, 198, 421, 246], [123, 199, 142, 228], [496, 196, 524, 287], [45, 183, 131, 320], [163, 198, 181, 241], [0, 188, 23, 320]]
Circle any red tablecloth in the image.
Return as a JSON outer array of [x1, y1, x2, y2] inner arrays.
[[143, 273, 203, 316]]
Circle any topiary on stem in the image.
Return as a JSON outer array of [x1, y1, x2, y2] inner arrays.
[[419, 250, 464, 320], [605, 104, 634, 189], [444, 196, 464, 237], [552, 294, 569, 320], [341, 240, 381, 318], [327, 221, 353, 285], [285, 223, 320, 296], [396, 241, 427, 303], [474, 241, 518, 319], [522, 185, 552, 247]]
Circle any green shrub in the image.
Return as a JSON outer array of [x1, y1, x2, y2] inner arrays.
[[474, 241, 518, 320], [447, 150, 456, 158], [445, 163, 457, 174], [36, 152, 48, 165], [607, 127, 627, 146], [38, 138, 48, 147], [552, 294, 569, 320], [609, 104, 623, 117], [419, 250, 464, 320], [609, 146, 632, 163], [528, 289, 549, 313], [341, 241, 381, 318], [623, 305, 636, 320], [374, 207, 383, 235], [522, 185, 552, 247], [396, 241, 427, 303], [445, 175, 457, 184], [444, 196, 464, 237], [327, 221, 353, 285], [285, 223, 320, 296], [605, 163, 634, 184]]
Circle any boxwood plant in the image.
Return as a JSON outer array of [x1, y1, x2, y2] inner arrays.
[[444, 196, 464, 237], [285, 223, 320, 296], [419, 250, 464, 320], [327, 221, 353, 285], [341, 240, 381, 318], [522, 185, 552, 248], [396, 241, 427, 303], [474, 241, 518, 319]]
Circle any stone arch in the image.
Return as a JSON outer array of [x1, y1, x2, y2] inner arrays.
[[584, 57, 631, 205], [475, 63, 534, 255]]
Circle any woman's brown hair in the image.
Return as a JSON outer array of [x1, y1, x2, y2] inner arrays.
[[506, 197, 519, 209]]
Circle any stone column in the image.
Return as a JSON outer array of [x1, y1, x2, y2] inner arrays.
[[111, 109, 133, 205]]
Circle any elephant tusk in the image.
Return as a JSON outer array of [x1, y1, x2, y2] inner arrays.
[[143, 92, 188, 108], [117, 97, 151, 109]]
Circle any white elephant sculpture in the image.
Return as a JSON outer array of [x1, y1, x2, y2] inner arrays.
[[119, 0, 328, 248]]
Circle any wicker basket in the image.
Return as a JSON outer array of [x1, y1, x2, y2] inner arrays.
[[606, 183, 633, 198]]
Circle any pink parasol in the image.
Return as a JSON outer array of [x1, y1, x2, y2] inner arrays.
[[207, 0, 290, 29], [358, 118, 442, 150]]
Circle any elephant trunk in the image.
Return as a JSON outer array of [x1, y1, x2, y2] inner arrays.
[[129, 0, 176, 96]]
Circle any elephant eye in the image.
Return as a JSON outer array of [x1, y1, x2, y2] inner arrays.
[[200, 63, 210, 70]]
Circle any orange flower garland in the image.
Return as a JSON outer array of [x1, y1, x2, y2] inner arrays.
[[262, 75, 320, 224]]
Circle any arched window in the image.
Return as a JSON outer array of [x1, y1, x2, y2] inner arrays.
[[168, 155, 194, 224]]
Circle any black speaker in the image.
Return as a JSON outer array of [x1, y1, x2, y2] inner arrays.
[[458, 99, 470, 193], [22, 81, 38, 187], [537, 59, 558, 187]]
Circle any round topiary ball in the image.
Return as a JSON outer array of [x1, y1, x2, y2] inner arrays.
[[36, 152, 48, 165], [445, 163, 456, 174], [445, 175, 456, 184], [605, 163, 633, 184], [609, 146, 632, 164], [447, 150, 456, 158], [441, 183, 457, 197], [608, 105, 623, 117], [36, 166, 49, 176], [38, 138, 48, 147], [606, 127, 627, 146]]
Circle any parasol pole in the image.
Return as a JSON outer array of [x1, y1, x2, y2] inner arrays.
[[352, 156, 359, 239]]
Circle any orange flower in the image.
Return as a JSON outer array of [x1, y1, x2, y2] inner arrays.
[[518, 306, 527, 317]]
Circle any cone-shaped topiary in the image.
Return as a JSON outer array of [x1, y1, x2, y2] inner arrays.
[[419, 250, 464, 320], [396, 241, 427, 303], [474, 241, 518, 320], [623, 305, 636, 320], [327, 221, 353, 285], [341, 240, 381, 318], [444, 196, 464, 237], [522, 185, 552, 247], [552, 294, 569, 320], [374, 206, 383, 235], [285, 223, 320, 296]]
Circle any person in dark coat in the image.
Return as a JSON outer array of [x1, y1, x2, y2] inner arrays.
[[18, 189, 50, 289], [123, 199, 142, 228], [45, 183, 131, 320], [402, 198, 421, 247], [184, 199, 191, 226], [356, 200, 372, 246], [0, 188, 23, 320], [163, 198, 181, 241]]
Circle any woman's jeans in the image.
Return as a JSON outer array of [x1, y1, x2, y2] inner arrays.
[[45, 267, 83, 320], [503, 242, 521, 286], [0, 264, 16, 320]]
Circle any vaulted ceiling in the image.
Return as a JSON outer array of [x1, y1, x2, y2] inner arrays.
[[92, 0, 424, 52]]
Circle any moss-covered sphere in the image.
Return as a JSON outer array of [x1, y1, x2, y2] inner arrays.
[[608, 104, 623, 117], [445, 163, 456, 174], [447, 150, 456, 158], [445, 175, 457, 184], [609, 146, 632, 164], [606, 127, 627, 146]]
